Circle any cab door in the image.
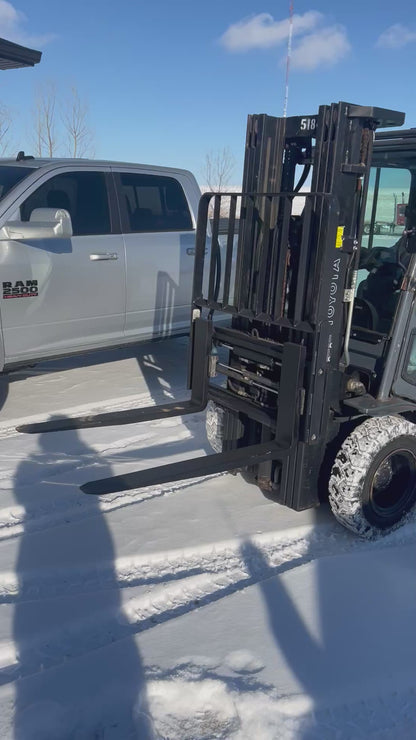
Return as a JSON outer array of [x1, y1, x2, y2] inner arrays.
[[0, 168, 126, 364], [392, 320, 416, 402], [113, 169, 196, 341], [355, 165, 412, 333]]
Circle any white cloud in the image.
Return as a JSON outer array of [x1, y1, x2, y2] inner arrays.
[[376, 23, 416, 49], [0, 0, 55, 47], [219, 11, 323, 52], [0, 0, 23, 31], [291, 26, 351, 71], [219, 11, 351, 72]]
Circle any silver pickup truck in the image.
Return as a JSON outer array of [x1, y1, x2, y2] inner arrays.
[[0, 156, 202, 372]]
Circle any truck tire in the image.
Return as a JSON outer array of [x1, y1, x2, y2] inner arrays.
[[329, 415, 416, 537]]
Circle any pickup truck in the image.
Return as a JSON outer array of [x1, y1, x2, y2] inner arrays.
[[0, 156, 203, 373]]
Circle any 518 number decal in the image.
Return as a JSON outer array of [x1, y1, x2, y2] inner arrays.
[[300, 117, 317, 131]]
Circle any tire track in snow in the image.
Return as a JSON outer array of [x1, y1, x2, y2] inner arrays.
[[0, 472, 222, 541], [0, 419, 207, 540], [0, 424, 190, 495], [0, 423, 196, 494], [0, 521, 341, 603], [1, 514, 415, 605], [0, 517, 414, 685], [0, 386, 188, 441]]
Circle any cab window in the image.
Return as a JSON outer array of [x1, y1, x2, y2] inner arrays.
[[0, 165, 35, 201], [20, 171, 111, 236], [118, 173, 193, 233], [402, 330, 416, 385], [353, 166, 412, 333], [362, 166, 411, 251]]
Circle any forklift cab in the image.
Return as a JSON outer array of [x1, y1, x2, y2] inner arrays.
[[349, 130, 416, 405]]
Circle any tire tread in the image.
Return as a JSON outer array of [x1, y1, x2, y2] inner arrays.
[[329, 415, 416, 537]]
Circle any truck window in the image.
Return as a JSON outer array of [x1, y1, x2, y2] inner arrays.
[[118, 173, 193, 232], [0, 165, 35, 201], [20, 171, 111, 236]]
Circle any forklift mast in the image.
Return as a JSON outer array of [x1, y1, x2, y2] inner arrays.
[[19, 102, 406, 505]]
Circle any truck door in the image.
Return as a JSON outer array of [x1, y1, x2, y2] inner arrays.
[[0, 169, 126, 364], [114, 170, 195, 340]]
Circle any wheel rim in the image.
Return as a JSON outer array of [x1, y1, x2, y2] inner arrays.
[[370, 448, 416, 518]]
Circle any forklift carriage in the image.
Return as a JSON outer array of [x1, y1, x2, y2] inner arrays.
[[19, 101, 416, 537]]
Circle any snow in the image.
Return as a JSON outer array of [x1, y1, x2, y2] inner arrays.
[[0, 336, 415, 739]]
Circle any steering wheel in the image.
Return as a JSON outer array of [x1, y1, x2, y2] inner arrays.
[[359, 246, 396, 271]]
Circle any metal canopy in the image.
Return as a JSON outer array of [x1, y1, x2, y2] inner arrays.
[[0, 37, 41, 70]]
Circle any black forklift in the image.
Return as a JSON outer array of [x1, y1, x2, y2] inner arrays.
[[20, 101, 416, 537]]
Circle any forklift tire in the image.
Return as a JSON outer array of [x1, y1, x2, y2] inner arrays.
[[329, 415, 416, 537], [205, 401, 244, 454], [205, 401, 225, 453]]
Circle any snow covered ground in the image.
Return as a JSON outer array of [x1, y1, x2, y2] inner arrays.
[[0, 336, 414, 740]]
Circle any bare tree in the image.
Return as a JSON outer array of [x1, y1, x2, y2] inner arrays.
[[34, 81, 58, 157], [0, 104, 13, 156], [61, 87, 94, 158], [203, 146, 235, 191], [32, 83, 94, 158], [202, 146, 236, 218]]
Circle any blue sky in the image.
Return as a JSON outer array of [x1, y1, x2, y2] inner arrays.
[[0, 0, 415, 184]]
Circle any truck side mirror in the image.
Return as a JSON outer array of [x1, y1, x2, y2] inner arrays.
[[0, 207, 73, 240]]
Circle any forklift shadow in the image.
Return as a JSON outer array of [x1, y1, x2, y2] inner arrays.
[[238, 530, 410, 737], [6, 343, 162, 380], [150, 231, 196, 342], [134, 338, 212, 462]]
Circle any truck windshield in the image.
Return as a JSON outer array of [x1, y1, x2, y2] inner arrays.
[[0, 165, 35, 201]]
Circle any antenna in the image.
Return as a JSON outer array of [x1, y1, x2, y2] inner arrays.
[[283, 1, 294, 118]]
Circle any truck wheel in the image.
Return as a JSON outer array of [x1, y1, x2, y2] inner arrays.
[[328, 415, 416, 537]]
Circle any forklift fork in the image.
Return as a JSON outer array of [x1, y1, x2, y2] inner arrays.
[[17, 316, 213, 435], [80, 440, 285, 495], [18, 322, 305, 496], [17, 398, 205, 435]]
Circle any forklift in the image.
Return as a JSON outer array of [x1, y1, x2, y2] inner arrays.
[[19, 101, 416, 538]]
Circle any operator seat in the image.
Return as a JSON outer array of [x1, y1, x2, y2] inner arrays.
[[356, 234, 409, 332], [357, 263, 403, 332]]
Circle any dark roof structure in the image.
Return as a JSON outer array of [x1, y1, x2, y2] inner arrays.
[[0, 37, 41, 70]]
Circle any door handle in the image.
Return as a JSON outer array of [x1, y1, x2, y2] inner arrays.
[[186, 248, 207, 256], [89, 253, 119, 261]]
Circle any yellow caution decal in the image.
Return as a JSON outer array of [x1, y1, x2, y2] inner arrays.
[[335, 226, 344, 249]]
